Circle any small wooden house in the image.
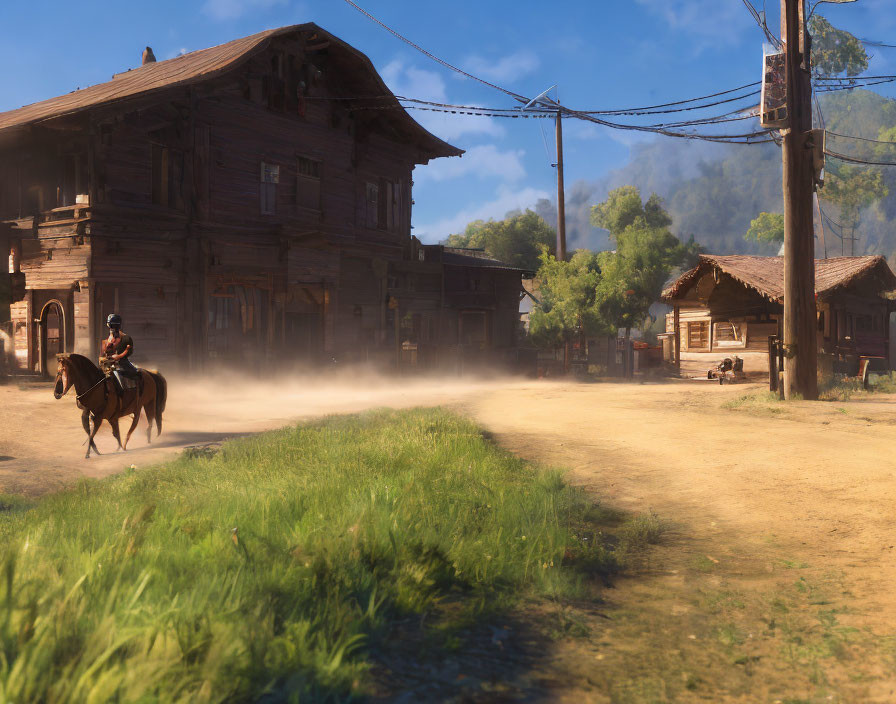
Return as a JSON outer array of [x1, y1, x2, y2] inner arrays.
[[0, 24, 529, 375], [661, 254, 896, 376]]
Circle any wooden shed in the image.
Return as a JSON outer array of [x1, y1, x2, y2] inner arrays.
[[661, 254, 896, 377], [0, 24, 529, 375]]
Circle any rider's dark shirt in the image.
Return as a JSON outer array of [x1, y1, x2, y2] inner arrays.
[[106, 333, 134, 359]]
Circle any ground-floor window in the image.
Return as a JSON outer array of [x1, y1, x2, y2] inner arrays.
[[713, 321, 744, 348], [460, 310, 488, 347], [207, 284, 270, 362], [687, 320, 708, 349]]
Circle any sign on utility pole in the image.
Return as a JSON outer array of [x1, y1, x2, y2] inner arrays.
[[780, 0, 818, 400]]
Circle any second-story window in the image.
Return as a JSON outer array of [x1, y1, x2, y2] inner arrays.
[[365, 181, 379, 228], [260, 162, 279, 215], [366, 179, 403, 231], [296, 157, 321, 211], [152, 144, 184, 210]]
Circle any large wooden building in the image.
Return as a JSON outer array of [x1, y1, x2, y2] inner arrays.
[[0, 24, 528, 375], [661, 254, 896, 376]]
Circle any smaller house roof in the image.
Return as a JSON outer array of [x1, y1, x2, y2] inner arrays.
[[662, 254, 896, 302], [442, 248, 533, 274]]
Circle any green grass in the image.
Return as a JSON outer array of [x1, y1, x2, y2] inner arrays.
[[818, 372, 896, 401], [721, 391, 787, 416], [0, 408, 635, 702]]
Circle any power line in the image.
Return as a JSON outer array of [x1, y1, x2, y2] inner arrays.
[[824, 149, 896, 166], [859, 38, 896, 49], [813, 74, 896, 81], [740, 0, 783, 47], [577, 88, 760, 116], [341, 0, 773, 145], [814, 78, 896, 92], [825, 130, 896, 145], [341, 0, 528, 103], [315, 86, 761, 118]]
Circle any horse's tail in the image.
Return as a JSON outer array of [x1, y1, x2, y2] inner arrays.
[[150, 372, 167, 436]]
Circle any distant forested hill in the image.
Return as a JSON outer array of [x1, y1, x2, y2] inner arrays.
[[534, 89, 896, 260]]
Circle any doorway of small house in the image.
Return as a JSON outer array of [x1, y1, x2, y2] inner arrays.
[[39, 299, 65, 376]]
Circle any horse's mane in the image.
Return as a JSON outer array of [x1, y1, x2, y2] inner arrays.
[[65, 353, 105, 383]]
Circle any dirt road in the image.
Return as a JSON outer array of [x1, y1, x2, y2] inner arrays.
[[463, 382, 896, 702], [0, 373, 529, 495], [3, 376, 896, 701]]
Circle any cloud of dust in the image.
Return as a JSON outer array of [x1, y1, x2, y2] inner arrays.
[[156, 365, 534, 437]]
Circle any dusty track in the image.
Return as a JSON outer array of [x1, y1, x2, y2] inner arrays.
[[3, 376, 896, 701], [0, 374, 528, 495]]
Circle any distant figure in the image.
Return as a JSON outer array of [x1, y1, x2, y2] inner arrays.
[[101, 313, 139, 397], [142, 47, 157, 65]]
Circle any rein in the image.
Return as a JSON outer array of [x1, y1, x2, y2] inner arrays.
[[75, 375, 108, 401]]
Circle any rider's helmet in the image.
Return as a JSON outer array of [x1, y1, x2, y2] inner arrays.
[[107, 313, 122, 329]]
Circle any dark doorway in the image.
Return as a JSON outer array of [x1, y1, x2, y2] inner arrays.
[[39, 300, 65, 376], [285, 285, 325, 364]]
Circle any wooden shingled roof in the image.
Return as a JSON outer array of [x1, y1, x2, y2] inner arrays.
[[662, 254, 896, 302], [0, 24, 462, 160]]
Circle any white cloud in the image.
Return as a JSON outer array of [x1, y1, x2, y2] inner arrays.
[[380, 59, 505, 140], [414, 145, 527, 184], [463, 50, 540, 83], [634, 0, 749, 46], [202, 0, 287, 21], [414, 185, 550, 242], [566, 121, 602, 141]]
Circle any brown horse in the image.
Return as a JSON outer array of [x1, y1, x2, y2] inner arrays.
[[53, 353, 167, 458]]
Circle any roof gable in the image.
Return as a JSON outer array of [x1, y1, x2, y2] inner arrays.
[[0, 24, 462, 161]]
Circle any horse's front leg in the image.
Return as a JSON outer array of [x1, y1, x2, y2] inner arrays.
[[80, 410, 101, 456], [124, 408, 142, 450], [86, 417, 103, 459]]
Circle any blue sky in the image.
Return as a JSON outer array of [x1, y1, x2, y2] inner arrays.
[[1, 0, 894, 242]]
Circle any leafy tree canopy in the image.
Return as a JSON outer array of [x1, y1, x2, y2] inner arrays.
[[530, 187, 700, 347], [820, 164, 888, 229], [444, 209, 555, 271], [809, 14, 869, 77], [528, 250, 610, 347], [589, 186, 672, 235], [744, 212, 785, 244]]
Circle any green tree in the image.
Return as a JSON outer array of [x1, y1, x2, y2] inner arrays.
[[809, 14, 869, 78], [444, 209, 555, 271], [819, 164, 888, 254], [590, 187, 699, 338], [528, 249, 614, 349], [744, 212, 785, 244]]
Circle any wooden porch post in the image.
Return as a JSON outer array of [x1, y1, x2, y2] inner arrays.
[[673, 304, 681, 374]]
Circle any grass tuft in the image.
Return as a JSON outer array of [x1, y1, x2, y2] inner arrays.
[[0, 408, 637, 702]]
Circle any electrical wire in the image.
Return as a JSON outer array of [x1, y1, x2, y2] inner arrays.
[[577, 81, 760, 113], [859, 38, 896, 49], [740, 0, 782, 48], [814, 78, 896, 92], [575, 88, 761, 116], [813, 74, 896, 81], [825, 130, 896, 145], [824, 149, 896, 166], [316, 87, 761, 118], [341, 0, 774, 144], [341, 0, 528, 103]]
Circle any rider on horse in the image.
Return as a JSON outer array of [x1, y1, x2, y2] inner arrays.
[[101, 313, 140, 397]]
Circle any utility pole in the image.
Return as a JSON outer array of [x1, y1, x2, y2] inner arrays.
[[781, 0, 818, 400], [555, 110, 567, 261]]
